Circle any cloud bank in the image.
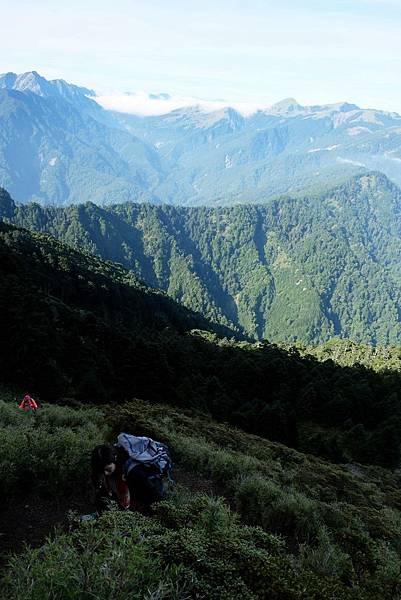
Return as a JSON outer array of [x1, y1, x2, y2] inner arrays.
[[94, 90, 271, 116]]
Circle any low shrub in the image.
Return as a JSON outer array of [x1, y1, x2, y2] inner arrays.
[[109, 400, 401, 593], [0, 401, 107, 495], [296, 526, 353, 580], [1, 510, 191, 600], [1, 494, 370, 600]]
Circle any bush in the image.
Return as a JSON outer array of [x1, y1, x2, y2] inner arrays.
[[1, 511, 191, 600], [297, 526, 353, 580], [1, 493, 367, 600], [234, 474, 282, 525], [0, 401, 107, 495]]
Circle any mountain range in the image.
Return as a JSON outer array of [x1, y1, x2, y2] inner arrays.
[[2, 71, 401, 206], [5, 66, 401, 600], [2, 171, 401, 345]]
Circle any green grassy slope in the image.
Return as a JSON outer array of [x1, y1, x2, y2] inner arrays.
[[2, 397, 401, 599]]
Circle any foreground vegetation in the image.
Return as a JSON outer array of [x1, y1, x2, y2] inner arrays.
[[0, 393, 106, 496], [2, 396, 401, 599], [110, 401, 401, 596]]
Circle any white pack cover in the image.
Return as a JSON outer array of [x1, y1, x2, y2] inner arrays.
[[117, 433, 171, 476]]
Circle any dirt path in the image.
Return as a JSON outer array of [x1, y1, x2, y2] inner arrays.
[[0, 492, 93, 567], [172, 465, 226, 497]]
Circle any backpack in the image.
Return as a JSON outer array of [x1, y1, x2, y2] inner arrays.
[[116, 433, 173, 480], [117, 433, 173, 505]]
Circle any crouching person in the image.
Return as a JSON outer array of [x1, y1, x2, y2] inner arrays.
[[91, 444, 131, 514], [91, 433, 172, 515]]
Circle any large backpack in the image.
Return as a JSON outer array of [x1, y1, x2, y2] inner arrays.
[[117, 433, 172, 505], [117, 433, 173, 479]]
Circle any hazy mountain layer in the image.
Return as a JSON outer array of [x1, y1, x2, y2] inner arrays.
[[3, 71, 401, 205], [0, 71, 161, 205], [3, 172, 401, 345]]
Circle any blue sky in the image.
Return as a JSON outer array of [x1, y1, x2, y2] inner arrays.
[[2, 0, 401, 112]]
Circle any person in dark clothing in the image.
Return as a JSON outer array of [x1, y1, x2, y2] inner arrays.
[[91, 444, 130, 514], [91, 443, 164, 515]]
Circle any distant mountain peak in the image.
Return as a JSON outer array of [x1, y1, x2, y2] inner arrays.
[[210, 106, 243, 122], [13, 70, 51, 96], [0, 72, 18, 88], [269, 98, 303, 114], [0, 70, 95, 99], [335, 102, 360, 112], [268, 99, 363, 118], [318, 101, 360, 113], [162, 104, 244, 130], [149, 92, 171, 100]]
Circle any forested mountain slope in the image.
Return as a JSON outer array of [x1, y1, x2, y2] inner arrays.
[[3, 172, 401, 345], [2, 221, 401, 468], [0, 221, 236, 401], [0, 72, 161, 205]]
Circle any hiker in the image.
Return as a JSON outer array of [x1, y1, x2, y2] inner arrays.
[[91, 433, 171, 515], [18, 393, 38, 414], [91, 444, 131, 514]]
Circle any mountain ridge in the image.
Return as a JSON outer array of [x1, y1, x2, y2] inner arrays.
[[2, 70, 401, 206], [0, 70, 96, 99], [2, 171, 401, 345]]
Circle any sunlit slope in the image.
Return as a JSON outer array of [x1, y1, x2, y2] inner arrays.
[[3, 172, 401, 344]]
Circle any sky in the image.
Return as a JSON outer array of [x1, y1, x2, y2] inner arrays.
[[2, 0, 401, 115]]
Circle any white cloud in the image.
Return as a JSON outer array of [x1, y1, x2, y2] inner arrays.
[[94, 90, 271, 116]]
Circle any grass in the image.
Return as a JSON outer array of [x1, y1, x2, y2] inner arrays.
[[0, 397, 107, 495], [0, 489, 375, 600], [2, 396, 401, 598], [106, 399, 401, 595]]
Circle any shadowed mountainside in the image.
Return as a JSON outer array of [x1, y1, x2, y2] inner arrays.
[[1, 221, 401, 468]]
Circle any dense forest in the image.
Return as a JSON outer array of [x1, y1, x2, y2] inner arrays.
[[2, 221, 401, 468], [3, 172, 401, 345]]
